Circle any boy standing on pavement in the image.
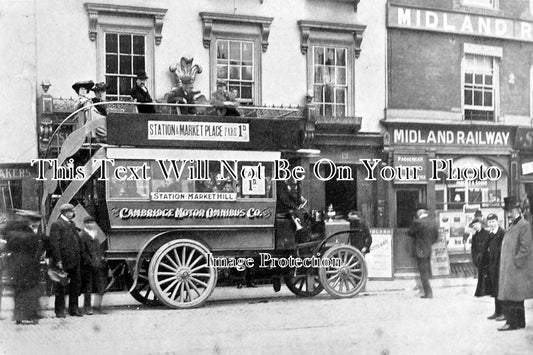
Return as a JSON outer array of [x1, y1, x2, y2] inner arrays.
[[79, 216, 108, 314]]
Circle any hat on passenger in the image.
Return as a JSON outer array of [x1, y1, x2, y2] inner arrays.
[[216, 80, 226, 88], [83, 216, 96, 224], [72, 80, 95, 94], [59, 203, 75, 212], [92, 82, 109, 92], [135, 70, 148, 80]]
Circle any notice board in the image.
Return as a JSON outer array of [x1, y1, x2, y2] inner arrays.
[[366, 228, 394, 279]]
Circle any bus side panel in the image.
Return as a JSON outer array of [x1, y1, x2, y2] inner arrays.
[[107, 229, 275, 252]]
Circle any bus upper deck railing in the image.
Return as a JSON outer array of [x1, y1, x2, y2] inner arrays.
[[41, 101, 304, 161]]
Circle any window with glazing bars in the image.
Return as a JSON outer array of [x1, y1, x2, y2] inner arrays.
[[105, 33, 146, 101], [313, 46, 347, 117], [464, 54, 495, 121], [216, 40, 254, 103]]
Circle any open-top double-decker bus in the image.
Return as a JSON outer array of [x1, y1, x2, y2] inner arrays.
[[40, 102, 367, 308]]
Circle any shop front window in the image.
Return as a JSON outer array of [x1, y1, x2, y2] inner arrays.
[[435, 157, 506, 211]]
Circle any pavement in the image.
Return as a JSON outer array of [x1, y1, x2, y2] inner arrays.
[[1, 277, 533, 355], [0, 276, 479, 313]]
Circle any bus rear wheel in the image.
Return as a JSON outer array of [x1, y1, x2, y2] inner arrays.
[[126, 258, 161, 307], [284, 267, 323, 297], [148, 239, 217, 309]]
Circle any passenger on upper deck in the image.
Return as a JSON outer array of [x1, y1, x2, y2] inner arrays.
[[211, 80, 240, 116], [72, 80, 95, 131], [167, 76, 197, 115], [130, 71, 156, 114], [72, 80, 94, 110], [91, 82, 108, 116], [89, 82, 108, 142]]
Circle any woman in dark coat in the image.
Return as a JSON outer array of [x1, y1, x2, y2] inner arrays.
[[2, 216, 42, 324]]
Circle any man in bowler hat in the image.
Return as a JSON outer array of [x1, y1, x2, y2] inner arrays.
[[407, 203, 439, 298], [497, 197, 533, 330], [49, 203, 83, 317], [130, 71, 156, 114]]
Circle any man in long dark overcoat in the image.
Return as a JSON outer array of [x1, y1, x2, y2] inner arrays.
[[497, 201, 533, 330], [49, 203, 83, 317], [471, 218, 490, 298], [470, 218, 489, 269], [407, 204, 439, 299]]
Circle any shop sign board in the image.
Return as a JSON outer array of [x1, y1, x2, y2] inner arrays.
[[0, 164, 35, 180], [515, 127, 533, 150], [391, 127, 513, 147], [366, 228, 393, 279], [393, 154, 428, 184], [522, 161, 533, 175], [388, 4, 533, 43]]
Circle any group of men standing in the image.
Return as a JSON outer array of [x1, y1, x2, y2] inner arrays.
[[48, 204, 107, 318], [408, 200, 533, 331], [470, 201, 533, 331]]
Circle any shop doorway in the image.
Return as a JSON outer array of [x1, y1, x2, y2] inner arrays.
[[324, 164, 357, 217], [394, 187, 425, 273]]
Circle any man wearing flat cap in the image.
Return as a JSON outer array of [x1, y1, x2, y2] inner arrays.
[[497, 197, 533, 331], [130, 70, 156, 114], [407, 203, 439, 299], [49, 203, 83, 317], [211, 80, 240, 116]]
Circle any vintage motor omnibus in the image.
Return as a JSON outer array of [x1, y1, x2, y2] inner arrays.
[[40, 102, 367, 308]]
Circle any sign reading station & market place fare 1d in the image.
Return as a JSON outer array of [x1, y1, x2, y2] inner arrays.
[[106, 113, 303, 151]]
